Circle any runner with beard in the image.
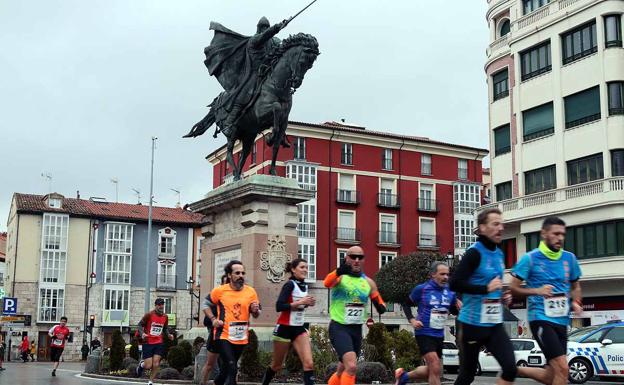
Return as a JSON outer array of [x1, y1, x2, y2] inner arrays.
[[395, 262, 461, 385], [136, 298, 174, 385], [261, 258, 316, 385], [324, 246, 387, 385], [200, 274, 228, 385], [449, 208, 516, 385], [204, 260, 261, 385], [511, 216, 583, 385]]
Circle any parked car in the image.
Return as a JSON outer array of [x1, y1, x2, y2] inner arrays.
[[476, 338, 546, 375], [567, 320, 624, 384], [442, 341, 459, 373]]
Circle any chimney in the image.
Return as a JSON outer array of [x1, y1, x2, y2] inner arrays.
[[77, 190, 81, 199]]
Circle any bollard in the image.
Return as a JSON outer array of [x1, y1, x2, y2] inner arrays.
[[194, 345, 208, 384], [84, 347, 101, 374]]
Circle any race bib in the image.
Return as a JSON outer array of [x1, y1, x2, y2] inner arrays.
[[228, 321, 248, 341], [480, 298, 502, 324], [344, 303, 365, 324], [429, 309, 448, 329], [150, 323, 164, 336], [290, 295, 306, 326], [52, 338, 63, 346], [544, 294, 569, 318]]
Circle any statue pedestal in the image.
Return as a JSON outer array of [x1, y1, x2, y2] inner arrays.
[[189, 175, 315, 339]]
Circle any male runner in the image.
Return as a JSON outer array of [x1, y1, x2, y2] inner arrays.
[[136, 298, 174, 385], [324, 246, 387, 385], [511, 216, 583, 385], [204, 260, 261, 385], [48, 316, 70, 376], [396, 262, 460, 385], [449, 208, 516, 385], [200, 274, 227, 385]]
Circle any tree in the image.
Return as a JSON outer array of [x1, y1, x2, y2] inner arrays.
[[375, 252, 454, 304], [110, 330, 126, 371], [239, 330, 263, 378]]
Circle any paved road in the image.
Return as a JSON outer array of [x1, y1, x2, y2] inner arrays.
[[0, 362, 622, 385]]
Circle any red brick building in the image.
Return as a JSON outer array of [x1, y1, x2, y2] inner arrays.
[[208, 121, 487, 281]]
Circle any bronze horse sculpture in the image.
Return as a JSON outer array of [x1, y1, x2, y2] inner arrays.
[[185, 26, 320, 181]]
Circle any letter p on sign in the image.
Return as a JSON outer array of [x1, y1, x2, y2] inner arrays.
[[2, 297, 17, 315]]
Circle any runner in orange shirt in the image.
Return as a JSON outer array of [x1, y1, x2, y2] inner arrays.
[[204, 260, 261, 385]]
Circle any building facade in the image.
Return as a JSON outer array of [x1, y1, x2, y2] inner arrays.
[[483, 0, 624, 331], [4, 193, 203, 359], [207, 120, 487, 328], [0, 232, 6, 289]]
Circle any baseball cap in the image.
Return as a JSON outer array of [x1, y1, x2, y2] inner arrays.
[[155, 298, 165, 305]]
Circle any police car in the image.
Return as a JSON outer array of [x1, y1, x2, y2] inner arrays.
[[567, 320, 624, 384]]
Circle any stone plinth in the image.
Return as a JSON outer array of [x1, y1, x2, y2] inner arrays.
[[189, 175, 315, 339]]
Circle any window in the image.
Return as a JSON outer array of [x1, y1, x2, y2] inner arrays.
[[523, 0, 550, 14], [337, 211, 356, 240], [341, 143, 353, 165], [382, 148, 393, 170], [521, 41, 551, 81], [42, 214, 69, 251], [453, 183, 480, 214], [297, 202, 316, 238], [492, 69, 509, 101], [523, 102, 554, 141], [562, 220, 624, 260], [525, 165, 556, 194], [605, 327, 624, 343], [421, 154, 432, 175], [286, 164, 317, 191], [419, 218, 436, 247], [294, 137, 306, 160], [338, 173, 357, 203], [157, 261, 176, 289], [495, 181, 512, 201], [163, 298, 173, 314], [454, 218, 476, 249], [48, 198, 62, 208], [605, 15, 623, 48], [380, 252, 397, 267], [567, 153, 604, 186], [525, 232, 540, 251], [564, 86, 601, 128], [298, 243, 316, 280], [562, 21, 597, 65], [38, 288, 64, 322], [379, 178, 398, 207], [499, 20, 510, 37], [419, 183, 435, 210], [458, 159, 468, 180], [608, 82, 624, 116], [612, 150, 624, 176], [105, 223, 133, 254], [251, 142, 257, 164], [104, 254, 131, 284], [104, 288, 129, 311], [160, 236, 174, 255], [379, 214, 397, 244], [40, 251, 67, 283], [494, 124, 511, 156], [338, 249, 348, 266]]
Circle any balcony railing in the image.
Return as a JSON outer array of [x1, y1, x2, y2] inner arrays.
[[157, 274, 176, 290], [417, 234, 440, 249], [514, 0, 594, 32], [478, 177, 624, 219], [336, 189, 361, 204], [378, 231, 399, 245], [418, 198, 440, 213], [158, 246, 176, 259], [335, 227, 361, 243], [378, 193, 400, 208]]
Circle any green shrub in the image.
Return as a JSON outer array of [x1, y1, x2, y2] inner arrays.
[[259, 350, 272, 369], [163, 331, 178, 359], [356, 362, 390, 383], [155, 367, 181, 379], [110, 330, 126, 371], [122, 357, 138, 370], [126, 363, 138, 377], [388, 329, 421, 370], [168, 343, 193, 372], [181, 365, 194, 380], [309, 326, 336, 381], [129, 341, 140, 360], [364, 324, 392, 369], [239, 329, 263, 377]]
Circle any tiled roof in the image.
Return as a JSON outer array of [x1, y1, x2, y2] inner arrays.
[[13, 193, 204, 226]]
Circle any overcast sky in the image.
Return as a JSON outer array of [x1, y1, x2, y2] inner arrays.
[[0, 0, 489, 231]]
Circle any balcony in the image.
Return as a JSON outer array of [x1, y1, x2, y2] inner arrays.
[[513, 0, 594, 33], [335, 227, 361, 244], [157, 274, 176, 291], [418, 234, 440, 250], [478, 177, 624, 223], [336, 189, 360, 205], [378, 231, 400, 247], [158, 246, 176, 259], [418, 198, 440, 213], [378, 193, 400, 208], [487, 34, 510, 59]]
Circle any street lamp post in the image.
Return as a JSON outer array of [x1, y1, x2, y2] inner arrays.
[[186, 276, 199, 329], [144, 137, 157, 315]]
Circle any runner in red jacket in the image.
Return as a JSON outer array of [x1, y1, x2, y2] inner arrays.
[[135, 298, 173, 385], [48, 316, 70, 376]]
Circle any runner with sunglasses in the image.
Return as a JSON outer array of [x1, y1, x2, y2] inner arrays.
[[324, 246, 387, 385]]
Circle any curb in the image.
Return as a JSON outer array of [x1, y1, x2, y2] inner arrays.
[[80, 373, 193, 383]]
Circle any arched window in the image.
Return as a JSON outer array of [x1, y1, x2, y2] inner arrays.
[[500, 19, 511, 37]]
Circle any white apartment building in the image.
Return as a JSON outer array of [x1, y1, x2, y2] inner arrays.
[[482, 0, 624, 332]]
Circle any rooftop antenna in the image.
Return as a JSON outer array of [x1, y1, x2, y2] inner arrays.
[[41, 172, 53, 193], [131, 188, 141, 204], [110, 178, 119, 202], [170, 188, 181, 208]]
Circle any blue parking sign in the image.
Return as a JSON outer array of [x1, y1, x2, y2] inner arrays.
[[2, 297, 17, 315]]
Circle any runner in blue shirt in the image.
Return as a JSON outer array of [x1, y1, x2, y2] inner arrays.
[[395, 262, 460, 385], [511, 216, 583, 385]]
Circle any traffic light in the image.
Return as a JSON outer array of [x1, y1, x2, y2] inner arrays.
[[87, 314, 95, 333]]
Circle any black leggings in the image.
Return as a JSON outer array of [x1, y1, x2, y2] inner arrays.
[[454, 322, 517, 385], [214, 340, 245, 385]]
